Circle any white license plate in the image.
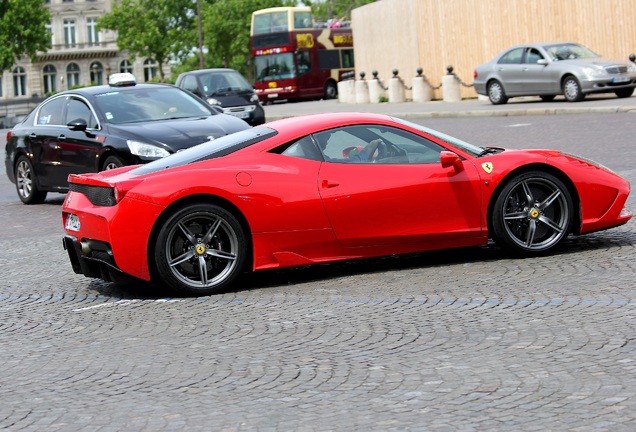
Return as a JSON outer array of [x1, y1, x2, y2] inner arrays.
[[65, 214, 80, 232], [227, 111, 249, 119], [612, 76, 629, 83], [267, 93, 279, 98]]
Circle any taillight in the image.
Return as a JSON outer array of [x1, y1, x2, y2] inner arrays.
[[6, 130, 13, 142], [473, 70, 478, 79]]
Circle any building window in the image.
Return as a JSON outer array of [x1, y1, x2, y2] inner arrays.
[[120, 59, 133, 74], [64, 19, 76, 47], [13, 67, 27, 97], [46, 22, 53, 45], [66, 63, 80, 88], [87, 18, 99, 45], [90, 62, 103, 85], [43, 64, 57, 94], [144, 59, 158, 82]]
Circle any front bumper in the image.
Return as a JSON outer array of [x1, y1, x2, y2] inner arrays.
[[580, 74, 636, 93]]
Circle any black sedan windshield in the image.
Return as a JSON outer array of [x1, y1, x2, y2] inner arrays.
[[93, 86, 214, 124]]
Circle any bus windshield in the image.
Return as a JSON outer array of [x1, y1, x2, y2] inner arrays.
[[255, 53, 296, 81]]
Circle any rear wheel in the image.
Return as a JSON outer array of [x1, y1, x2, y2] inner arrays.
[[615, 88, 634, 98], [153, 203, 247, 295], [492, 171, 573, 255], [14, 155, 47, 204], [324, 80, 337, 99], [487, 80, 508, 105], [562, 76, 585, 102]]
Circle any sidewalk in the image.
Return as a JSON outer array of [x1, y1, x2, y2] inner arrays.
[[263, 94, 636, 121]]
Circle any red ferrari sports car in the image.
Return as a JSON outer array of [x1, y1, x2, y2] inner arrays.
[[62, 113, 632, 295]]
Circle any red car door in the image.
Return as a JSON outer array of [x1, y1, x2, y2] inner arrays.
[[318, 161, 483, 247]]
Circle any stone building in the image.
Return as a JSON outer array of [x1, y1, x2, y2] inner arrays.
[[1, 0, 167, 123]]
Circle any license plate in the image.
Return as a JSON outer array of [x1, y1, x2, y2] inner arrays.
[[268, 93, 279, 98], [65, 214, 80, 232], [227, 111, 249, 119], [612, 76, 629, 83]]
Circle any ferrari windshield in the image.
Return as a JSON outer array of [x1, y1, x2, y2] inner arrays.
[[392, 118, 483, 157], [93, 86, 214, 124]]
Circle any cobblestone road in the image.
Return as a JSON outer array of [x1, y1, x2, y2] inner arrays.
[[1, 113, 635, 431]]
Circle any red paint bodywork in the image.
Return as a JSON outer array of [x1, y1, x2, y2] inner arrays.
[[62, 113, 632, 283]]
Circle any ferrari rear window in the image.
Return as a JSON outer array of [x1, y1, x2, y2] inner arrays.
[[130, 127, 277, 175]]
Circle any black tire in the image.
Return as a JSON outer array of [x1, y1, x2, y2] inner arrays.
[[14, 155, 47, 204], [102, 155, 125, 171], [540, 95, 556, 102], [614, 88, 634, 98], [562, 76, 585, 102], [487, 80, 508, 105], [153, 203, 247, 295], [491, 171, 573, 255], [324, 80, 337, 99]]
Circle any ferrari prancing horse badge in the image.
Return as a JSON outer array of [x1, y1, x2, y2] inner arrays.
[[481, 162, 493, 173]]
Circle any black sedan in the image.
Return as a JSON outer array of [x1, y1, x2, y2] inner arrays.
[[4, 73, 250, 204]]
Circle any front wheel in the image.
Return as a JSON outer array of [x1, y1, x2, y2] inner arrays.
[[324, 80, 337, 99], [15, 155, 47, 204], [153, 203, 247, 295], [562, 76, 585, 102], [102, 155, 125, 171], [491, 171, 573, 255]]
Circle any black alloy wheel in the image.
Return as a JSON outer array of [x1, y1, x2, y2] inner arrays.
[[102, 155, 125, 171], [14, 155, 47, 204], [154, 203, 247, 295], [492, 171, 573, 254]]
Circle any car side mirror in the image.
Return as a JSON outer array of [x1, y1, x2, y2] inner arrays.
[[67, 118, 88, 131], [537, 59, 548, 66], [440, 150, 464, 172]]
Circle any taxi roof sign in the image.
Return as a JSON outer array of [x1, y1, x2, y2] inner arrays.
[[108, 73, 137, 87]]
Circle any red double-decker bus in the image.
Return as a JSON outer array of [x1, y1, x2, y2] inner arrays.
[[250, 6, 354, 103]]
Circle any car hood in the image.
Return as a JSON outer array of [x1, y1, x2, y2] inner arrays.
[[207, 92, 255, 108], [555, 58, 634, 68], [111, 115, 249, 152]]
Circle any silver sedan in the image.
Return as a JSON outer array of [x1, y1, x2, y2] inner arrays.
[[473, 42, 636, 104]]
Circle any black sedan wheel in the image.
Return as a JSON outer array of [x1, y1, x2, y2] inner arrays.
[[14, 155, 47, 204], [492, 172, 573, 254], [487, 80, 508, 105], [102, 155, 125, 171], [154, 203, 247, 295], [562, 76, 585, 102]]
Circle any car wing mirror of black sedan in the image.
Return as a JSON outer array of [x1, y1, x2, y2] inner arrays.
[[67, 118, 88, 132], [440, 150, 464, 172]]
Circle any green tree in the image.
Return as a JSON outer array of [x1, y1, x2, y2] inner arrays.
[[200, 0, 293, 79], [0, 0, 52, 72], [306, 0, 377, 22], [98, 0, 195, 82]]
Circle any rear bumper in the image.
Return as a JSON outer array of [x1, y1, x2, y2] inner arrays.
[[63, 235, 138, 283]]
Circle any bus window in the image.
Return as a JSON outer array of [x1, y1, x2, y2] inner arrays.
[[255, 53, 296, 81], [296, 51, 311, 75], [294, 11, 312, 29], [318, 50, 341, 70], [253, 11, 288, 34], [342, 49, 355, 68]]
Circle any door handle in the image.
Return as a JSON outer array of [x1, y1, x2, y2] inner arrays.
[[28, 133, 37, 139], [57, 134, 66, 141], [321, 179, 339, 188]]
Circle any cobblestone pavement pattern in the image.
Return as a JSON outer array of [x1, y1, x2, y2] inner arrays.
[[1, 108, 635, 431]]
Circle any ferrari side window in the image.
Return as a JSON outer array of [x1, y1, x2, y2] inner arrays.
[[313, 125, 444, 165], [280, 135, 323, 161]]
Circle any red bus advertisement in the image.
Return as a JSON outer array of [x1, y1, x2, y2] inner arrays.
[[250, 6, 354, 103]]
